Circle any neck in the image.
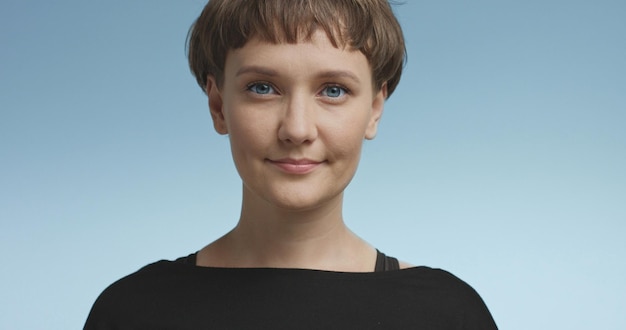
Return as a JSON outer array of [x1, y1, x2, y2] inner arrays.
[[199, 186, 375, 271]]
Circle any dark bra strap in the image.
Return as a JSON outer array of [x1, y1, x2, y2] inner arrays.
[[374, 250, 400, 272]]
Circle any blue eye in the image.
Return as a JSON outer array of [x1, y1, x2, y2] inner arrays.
[[321, 85, 346, 98], [247, 83, 275, 95]]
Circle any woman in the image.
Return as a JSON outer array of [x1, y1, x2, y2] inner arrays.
[[85, 0, 498, 328]]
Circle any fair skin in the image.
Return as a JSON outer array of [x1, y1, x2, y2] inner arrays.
[[197, 30, 409, 272]]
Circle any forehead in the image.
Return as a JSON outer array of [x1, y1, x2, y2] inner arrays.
[[224, 31, 373, 84]]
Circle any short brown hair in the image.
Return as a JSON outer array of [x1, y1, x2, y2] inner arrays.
[[187, 0, 406, 98]]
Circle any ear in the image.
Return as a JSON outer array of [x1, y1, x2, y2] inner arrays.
[[365, 83, 387, 140], [206, 76, 228, 135]]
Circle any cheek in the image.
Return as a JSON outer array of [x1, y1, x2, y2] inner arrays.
[[331, 107, 372, 142], [224, 116, 266, 174], [225, 105, 274, 149], [228, 124, 267, 158], [324, 121, 367, 162]]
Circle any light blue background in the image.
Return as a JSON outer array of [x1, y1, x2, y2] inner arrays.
[[1, 1, 624, 329]]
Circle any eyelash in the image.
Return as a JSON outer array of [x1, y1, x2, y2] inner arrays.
[[244, 82, 351, 99], [246, 82, 277, 95], [320, 85, 350, 98]]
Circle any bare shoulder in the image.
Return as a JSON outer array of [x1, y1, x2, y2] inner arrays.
[[399, 260, 415, 269]]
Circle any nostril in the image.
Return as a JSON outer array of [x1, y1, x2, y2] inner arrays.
[[277, 110, 318, 144]]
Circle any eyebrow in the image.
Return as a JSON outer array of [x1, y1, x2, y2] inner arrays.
[[236, 66, 279, 77], [316, 70, 361, 84], [236, 66, 360, 84]]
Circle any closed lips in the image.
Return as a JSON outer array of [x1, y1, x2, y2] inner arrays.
[[268, 158, 323, 174]]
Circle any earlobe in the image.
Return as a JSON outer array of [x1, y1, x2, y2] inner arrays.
[[206, 76, 228, 135], [365, 83, 387, 140]]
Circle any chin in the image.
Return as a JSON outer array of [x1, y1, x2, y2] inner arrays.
[[267, 197, 328, 212], [262, 189, 342, 212]]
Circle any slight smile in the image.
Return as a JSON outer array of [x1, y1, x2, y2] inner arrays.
[[267, 158, 324, 174]]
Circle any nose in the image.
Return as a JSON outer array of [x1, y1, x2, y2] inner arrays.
[[277, 96, 318, 145]]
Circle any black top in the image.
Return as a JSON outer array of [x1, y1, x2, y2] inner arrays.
[[172, 250, 399, 272], [85, 252, 497, 329]]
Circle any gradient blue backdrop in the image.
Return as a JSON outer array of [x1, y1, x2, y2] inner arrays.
[[1, 1, 625, 329]]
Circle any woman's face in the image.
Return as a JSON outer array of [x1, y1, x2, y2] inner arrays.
[[207, 30, 385, 211]]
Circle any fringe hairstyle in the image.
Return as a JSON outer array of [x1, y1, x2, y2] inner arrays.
[[187, 0, 406, 98]]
